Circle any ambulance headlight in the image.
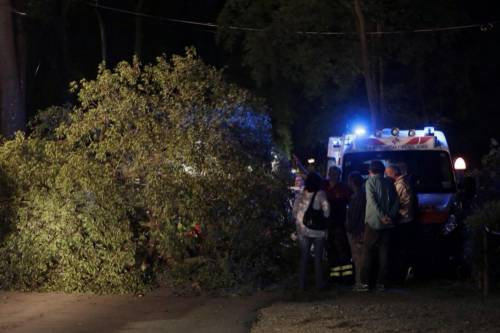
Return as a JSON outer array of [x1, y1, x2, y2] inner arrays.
[[391, 127, 400, 137], [408, 129, 416, 137]]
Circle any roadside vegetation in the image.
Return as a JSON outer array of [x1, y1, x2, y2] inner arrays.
[[0, 49, 291, 293]]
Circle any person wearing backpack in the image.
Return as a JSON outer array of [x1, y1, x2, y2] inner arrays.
[[293, 172, 330, 291]]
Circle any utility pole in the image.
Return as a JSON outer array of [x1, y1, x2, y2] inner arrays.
[[353, 0, 378, 130], [95, 0, 107, 64]]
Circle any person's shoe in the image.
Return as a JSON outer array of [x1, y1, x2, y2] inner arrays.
[[355, 284, 369, 292], [376, 284, 386, 292]]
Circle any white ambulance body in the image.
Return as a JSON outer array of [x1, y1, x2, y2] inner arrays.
[[327, 127, 457, 225]]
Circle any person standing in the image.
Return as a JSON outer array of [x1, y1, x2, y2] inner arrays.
[[359, 161, 399, 292], [293, 172, 330, 290], [386, 164, 417, 282], [346, 171, 366, 290], [324, 166, 353, 282]]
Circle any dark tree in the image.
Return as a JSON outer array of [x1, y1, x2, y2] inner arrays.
[[0, 0, 26, 136]]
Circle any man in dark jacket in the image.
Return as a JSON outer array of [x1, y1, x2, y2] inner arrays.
[[359, 161, 399, 292], [324, 166, 353, 281], [346, 171, 366, 290]]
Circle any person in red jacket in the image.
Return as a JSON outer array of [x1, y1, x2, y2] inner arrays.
[[324, 166, 353, 282]]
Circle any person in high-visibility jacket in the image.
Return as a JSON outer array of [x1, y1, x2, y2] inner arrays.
[[324, 166, 353, 282]]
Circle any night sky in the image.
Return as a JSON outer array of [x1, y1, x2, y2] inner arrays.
[[18, 0, 500, 167]]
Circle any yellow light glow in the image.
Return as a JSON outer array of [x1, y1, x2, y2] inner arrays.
[[454, 157, 466, 170]]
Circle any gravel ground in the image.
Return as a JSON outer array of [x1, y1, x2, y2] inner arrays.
[[251, 284, 500, 333]]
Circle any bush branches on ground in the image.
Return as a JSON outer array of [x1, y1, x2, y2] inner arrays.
[[0, 49, 290, 293]]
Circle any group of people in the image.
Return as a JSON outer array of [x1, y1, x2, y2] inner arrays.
[[292, 160, 416, 292]]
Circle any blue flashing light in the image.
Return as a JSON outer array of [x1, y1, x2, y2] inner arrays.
[[354, 126, 367, 136]]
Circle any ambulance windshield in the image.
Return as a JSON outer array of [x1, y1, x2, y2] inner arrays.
[[342, 151, 455, 193]]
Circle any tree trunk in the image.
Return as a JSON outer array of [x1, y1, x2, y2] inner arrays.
[[377, 23, 386, 121], [416, 61, 429, 123], [14, 0, 26, 118], [56, 0, 73, 102], [134, 0, 144, 59], [0, 0, 26, 136], [353, 0, 378, 129], [483, 228, 490, 296], [95, 6, 107, 64]]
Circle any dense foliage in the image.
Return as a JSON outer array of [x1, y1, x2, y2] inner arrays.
[[0, 49, 290, 293], [463, 142, 500, 281], [474, 139, 500, 203], [465, 200, 500, 231]]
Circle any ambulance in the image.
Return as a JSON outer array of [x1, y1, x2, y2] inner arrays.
[[327, 127, 465, 275]]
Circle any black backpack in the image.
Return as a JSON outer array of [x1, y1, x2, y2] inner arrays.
[[303, 192, 328, 230]]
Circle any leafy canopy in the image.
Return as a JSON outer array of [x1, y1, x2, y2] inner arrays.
[[0, 49, 290, 293]]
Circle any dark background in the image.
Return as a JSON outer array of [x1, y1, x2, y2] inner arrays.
[[19, 0, 500, 168]]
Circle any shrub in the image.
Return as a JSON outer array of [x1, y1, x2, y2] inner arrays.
[[463, 140, 500, 276], [0, 49, 290, 293], [474, 139, 500, 203], [0, 135, 139, 292], [464, 200, 500, 289], [465, 200, 500, 231]]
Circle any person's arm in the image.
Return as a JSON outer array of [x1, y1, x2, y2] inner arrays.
[[388, 182, 400, 220], [292, 154, 309, 179], [318, 191, 330, 219], [397, 181, 411, 211], [292, 192, 303, 221], [292, 192, 306, 234]]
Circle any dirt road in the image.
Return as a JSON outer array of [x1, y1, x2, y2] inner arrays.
[[1, 284, 499, 333], [0, 289, 278, 333]]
